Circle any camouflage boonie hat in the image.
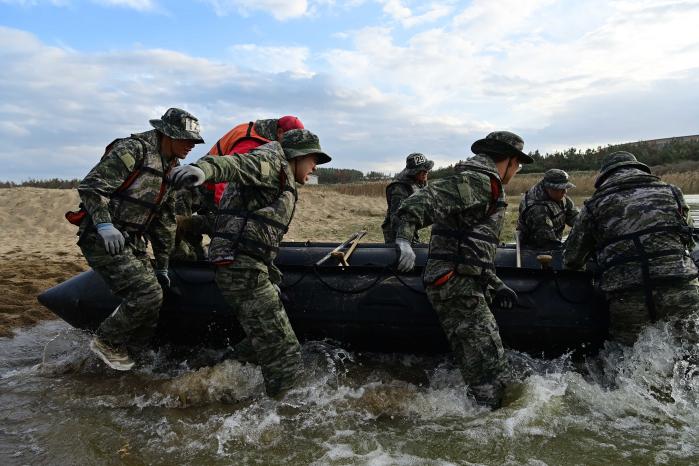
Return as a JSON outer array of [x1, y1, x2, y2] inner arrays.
[[281, 129, 331, 164], [150, 108, 205, 143], [403, 153, 434, 176], [595, 151, 651, 188], [471, 131, 534, 164], [542, 169, 575, 190]]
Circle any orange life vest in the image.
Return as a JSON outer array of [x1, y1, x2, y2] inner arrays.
[[204, 121, 273, 204], [207, 121, 272, 157]]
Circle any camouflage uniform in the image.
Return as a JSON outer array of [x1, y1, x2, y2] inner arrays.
[[76, 108, 205, 348], [394, 131, 532, 403], [564, 152, 699, 346], [517, 169, 579, 250], [191, 129, 331, 397], [381, 153, 434, 244]]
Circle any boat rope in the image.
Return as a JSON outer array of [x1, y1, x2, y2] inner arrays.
[[311, 265, 386, 294]]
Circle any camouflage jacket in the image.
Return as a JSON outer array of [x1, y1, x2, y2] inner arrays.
[[193, 141, 297, 275], [381, 174, 423, 244], [517, 181, 578, 249], [563, 168, 697, 292], [78, 130, 177, 270], [394, 155, 506, 294]]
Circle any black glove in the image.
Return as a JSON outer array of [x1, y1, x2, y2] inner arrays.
[[155, 269, 171, 290], [494, 284, 518, 309]]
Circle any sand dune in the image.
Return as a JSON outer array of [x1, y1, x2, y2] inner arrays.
[[0, 187, 388, 336]]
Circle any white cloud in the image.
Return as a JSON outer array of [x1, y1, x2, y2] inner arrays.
[[326, 0, 699, 143], [202, 0, 309, 20], [92, 0, 156, 11], [380, 0, 453, 28], [229, 44, 314, 77]]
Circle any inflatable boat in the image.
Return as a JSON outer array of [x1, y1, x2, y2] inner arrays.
[[38, 242, 609, 356]]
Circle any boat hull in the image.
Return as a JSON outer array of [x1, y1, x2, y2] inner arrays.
[[38, 243, 609, 355]]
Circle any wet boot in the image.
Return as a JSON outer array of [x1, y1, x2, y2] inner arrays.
[[470, 380, 506, 409], [232, 337, 259, 364], [89, 337, 135, 371]]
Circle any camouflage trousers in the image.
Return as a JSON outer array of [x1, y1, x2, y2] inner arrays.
[[606, 279, 699, 346], [426, 274, 508, 393], [79, 233, 163, 347], [215, 262, 303, 397], [172, 214, 214, 262]]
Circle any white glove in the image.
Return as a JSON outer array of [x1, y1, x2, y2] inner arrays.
[[169, 165, 206, 189], [96, 223, 125, 255], [395, 238, 416, 272]]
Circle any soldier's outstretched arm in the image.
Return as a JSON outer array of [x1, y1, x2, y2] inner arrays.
[[193, 151, 267, 186], [147, 188, 177, 271], [563, 205, 595, 270], [393, 184, 438, 241], [78, 141, 144, 225]]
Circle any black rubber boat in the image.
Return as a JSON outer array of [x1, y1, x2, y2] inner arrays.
[[38, 242, 609, 356]]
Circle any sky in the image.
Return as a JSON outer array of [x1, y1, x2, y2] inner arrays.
[[1, 0, 699, 181]]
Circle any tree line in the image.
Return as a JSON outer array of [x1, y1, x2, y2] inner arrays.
[[3, 138, 698, 188], [520, 138, 699, 174]]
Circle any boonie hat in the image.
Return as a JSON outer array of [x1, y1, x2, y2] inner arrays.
[[542, 169, 575, 190], [282, 129, 331, 164], [404, 153, 434, 176], [150, 108, 205, 143], [471, 131, 534, 164], [595, 151, 651, 188]]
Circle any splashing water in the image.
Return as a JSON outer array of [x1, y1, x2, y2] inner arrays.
[[1, 318, 699, 465]]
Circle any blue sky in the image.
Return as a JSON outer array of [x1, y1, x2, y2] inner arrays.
[[2, 0, 699, 180]]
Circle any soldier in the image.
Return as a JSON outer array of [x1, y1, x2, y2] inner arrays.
[[174, 116, 306, 259], [393, 131, 533, 407], [517, 169, 579, 250], [168, 129, 331, 398], [564, 151, 699, 346], [381, 153, 434, 244], [72, 108, 205, 370]]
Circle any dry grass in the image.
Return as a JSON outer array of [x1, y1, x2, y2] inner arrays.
[[313, 182, 389, 198], [317, 169, 699, 198]]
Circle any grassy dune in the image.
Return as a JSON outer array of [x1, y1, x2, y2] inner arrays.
[[317, 168, 699, 198]]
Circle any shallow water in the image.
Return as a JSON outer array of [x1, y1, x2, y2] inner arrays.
[[1, 319, 699, 465]]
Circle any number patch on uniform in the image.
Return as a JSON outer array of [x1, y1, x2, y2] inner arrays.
[[457, 182, 473, 204], [259, 161, 270, 177]]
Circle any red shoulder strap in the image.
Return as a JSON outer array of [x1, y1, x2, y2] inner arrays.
[[487, 177, 502, 215]]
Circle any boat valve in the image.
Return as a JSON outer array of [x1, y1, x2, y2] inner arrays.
[[536, 254, 553, 270]]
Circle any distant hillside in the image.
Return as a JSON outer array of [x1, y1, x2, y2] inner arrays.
[[520, 136, 699, 173]]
